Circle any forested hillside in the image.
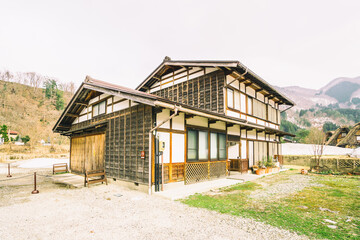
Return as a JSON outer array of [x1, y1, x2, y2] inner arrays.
[[0, 72, 73, 145]]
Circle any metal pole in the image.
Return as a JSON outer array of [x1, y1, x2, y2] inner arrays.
[[161, 153, 164, 191], [7, 163, 12, 177], [31, 172, 39, 194]]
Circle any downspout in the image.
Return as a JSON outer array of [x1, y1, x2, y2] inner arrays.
[[225, 67, 248, 88], [148, 106, 180, 195]]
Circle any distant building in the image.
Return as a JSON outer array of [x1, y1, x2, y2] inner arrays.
[[8, 130, 19, 140], [337, 122, 360, 148], [325, 127, 349, 146]]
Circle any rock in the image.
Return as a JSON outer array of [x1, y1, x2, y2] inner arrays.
[[327, 225, 337, 229], [324, 219, 337, 224], [298, 206, 308, 209], [319, 207, 338, 214]]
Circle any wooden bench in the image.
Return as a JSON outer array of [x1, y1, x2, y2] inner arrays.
[[53, 163, 69, 174], [84, 169, 108, 187]]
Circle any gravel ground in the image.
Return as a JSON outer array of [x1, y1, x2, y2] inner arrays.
[[0, 184, 309, 240], [0, 161, 309, 240], [250, 174, 322, 200]]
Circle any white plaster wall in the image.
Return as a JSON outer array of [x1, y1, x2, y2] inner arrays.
[[157, 109, 170, 129], [246, 87, 255, 98], [226, 110, 240, 118], [227, 125, 240, 136], [113, 100, 129, 112], [172, 133, 185, 163], [99, 93, 110, 100], [258, 132, 266, 141], [157, 132, 170, 163], [107, 106, 112, 114], [172, 113, 185, 131], [186, 116, 207, 127], [247, 130, 257, 140], [209, 121, 226, 130]]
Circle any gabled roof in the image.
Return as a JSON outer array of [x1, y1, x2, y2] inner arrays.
[[136, 57, 294, 106], [337, 122, 360, 147], [53, 76, 294, 137], [52, 76, 159, 133], [325, 126, 350, 146]]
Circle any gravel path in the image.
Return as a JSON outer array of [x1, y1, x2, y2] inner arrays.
[[250, 174, 322, 200], [0, 182, 308, 240], [0, 161, 309, 240]]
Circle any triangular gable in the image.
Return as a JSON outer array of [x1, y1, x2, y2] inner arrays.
[[136, 57, 294, 106]]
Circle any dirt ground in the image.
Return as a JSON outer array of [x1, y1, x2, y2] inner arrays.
[[0, 161, 308, 240]]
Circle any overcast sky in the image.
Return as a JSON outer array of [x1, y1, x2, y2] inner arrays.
[[1, 0, 359, 90]]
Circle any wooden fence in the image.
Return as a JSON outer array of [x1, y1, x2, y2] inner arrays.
[[184, 161, 227, 184], [310, 158, 360, 173]]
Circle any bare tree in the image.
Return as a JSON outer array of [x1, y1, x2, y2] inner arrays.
[[305, 127, 326, 171], [68, 81, 75, 94], [27, 72, 43, 93]]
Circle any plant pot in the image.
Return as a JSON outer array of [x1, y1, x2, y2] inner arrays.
[[272, 167, 279, 173], [256, 169, 265, 175]]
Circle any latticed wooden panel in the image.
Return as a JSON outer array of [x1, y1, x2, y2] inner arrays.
[[338, 159, 360, 169], [209, 161, 227, 179], [185, 162, 209, 184]]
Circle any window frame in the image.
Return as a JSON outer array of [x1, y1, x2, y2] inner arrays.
[[92, 100, 107, 117], [187, 128, 227, 162]]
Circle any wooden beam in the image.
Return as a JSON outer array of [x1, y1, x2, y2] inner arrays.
[[208, 119, 217, 124], [244, 82, 252, 87], [58, 125, 71, 129], [75, 101, 88, 106], [66, 113, 79, 118], [185, 114, 195, 119], [226, 123, 234, 127]]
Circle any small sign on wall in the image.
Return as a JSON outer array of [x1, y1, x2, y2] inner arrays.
[[141, 151, 145, 159]]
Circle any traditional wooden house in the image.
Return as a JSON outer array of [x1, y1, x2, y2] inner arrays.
[[325, 126, 350, 146], [337, 122, 360, 148], [53, 57, 294, 193]]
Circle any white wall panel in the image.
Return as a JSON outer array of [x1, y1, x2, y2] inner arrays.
[[172, 133, 185, 163], [158, 132, 170, 163], [186, 116, 207, 127], [172, 113, 185, 130]]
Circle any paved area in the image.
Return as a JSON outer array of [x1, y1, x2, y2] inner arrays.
[[155, 178, 244, 200], [52, 173, 85, 188]]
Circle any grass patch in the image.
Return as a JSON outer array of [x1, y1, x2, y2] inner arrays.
[[182, 172, 360, 239]]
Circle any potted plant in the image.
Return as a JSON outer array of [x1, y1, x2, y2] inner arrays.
[[256, 161, 266, 175], [251, 165, 259, 174], [264, 156, 273, 173]]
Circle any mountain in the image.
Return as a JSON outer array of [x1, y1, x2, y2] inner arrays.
[[0, 78, 71, 145], [276, 76, 360, 110]]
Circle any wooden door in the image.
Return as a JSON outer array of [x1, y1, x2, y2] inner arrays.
[[70, 133, 105, 174]]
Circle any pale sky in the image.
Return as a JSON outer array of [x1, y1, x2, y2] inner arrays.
[[1, 0, 359, 90]]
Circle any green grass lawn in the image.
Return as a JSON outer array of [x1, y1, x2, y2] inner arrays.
[[182, 170, 360, 239]]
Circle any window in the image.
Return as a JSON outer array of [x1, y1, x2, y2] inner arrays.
[[356, 135, 360, 141], [247, 97, 253, 115], [187, 130, 198, 160], [227, 88, 234, 108], [187, 129, 226, 161], [198, 131, 208, 160], [240, 93, 246, 113], [210, 133, 218, 159], [211, 132, 226, 160], [187, 130, 208, 161], [93, 100, 106, 117], [218, 133, 226, 159]]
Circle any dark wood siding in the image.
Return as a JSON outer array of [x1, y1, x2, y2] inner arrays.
[[152, 70, 225, 114], [70, 104, 152, 184]]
